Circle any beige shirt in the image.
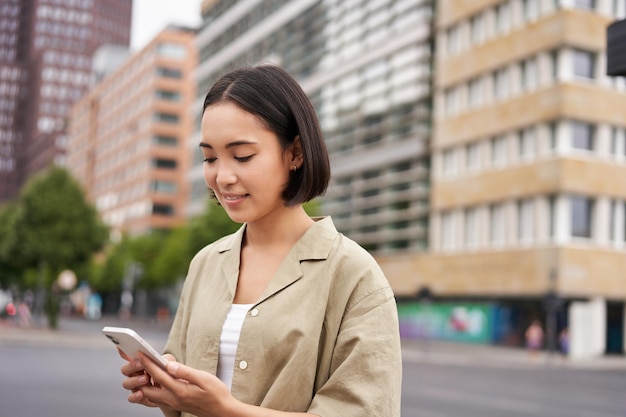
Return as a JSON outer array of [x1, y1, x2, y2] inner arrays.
[[164, 216, 402, 417]]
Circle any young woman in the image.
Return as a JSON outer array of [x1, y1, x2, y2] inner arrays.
[[119, 65, 402, 417]]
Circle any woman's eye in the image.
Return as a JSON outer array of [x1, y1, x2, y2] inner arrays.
[[203, 157, 216, 164], [235, 155, 254, 162]]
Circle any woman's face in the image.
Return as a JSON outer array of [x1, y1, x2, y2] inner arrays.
[[200, 102, 298, 225]]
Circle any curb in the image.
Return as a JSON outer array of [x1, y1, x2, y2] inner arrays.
[[401, 340, 626, 371]]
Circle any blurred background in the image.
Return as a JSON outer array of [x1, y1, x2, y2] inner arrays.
[[1, 1, 626, 415], [0, 0, 626, 417]]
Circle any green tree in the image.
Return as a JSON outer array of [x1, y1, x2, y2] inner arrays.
[[0, 202, 21, 288], [148, 226, 190, 287], [4, 167, 108, 328]]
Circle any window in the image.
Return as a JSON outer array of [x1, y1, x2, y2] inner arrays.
[[548, 195, 556, 238], [155, 90, 181, 101], [622, 204, 626, 240], [156, 67, 182, 79], [571, 121, 594, 150], [496, 2, 511, 34], [615, 0, 626, 18], [447, 26, 460, 54], [550, 50, 559, 80], [490, 203, 505, 245], [151, 181, 177, 194], [441, 211, 455, 249], [519, 128, 536, 159], [442, 148, 456, 176], [468, 78, 482, 107], [152, 135, 178, 147], [465, 207, 478, 247], [574, 0, 595, 10], [152, 204, 174, 216], [153, 158, 177, 169], [154, 112, 179, 124], [571, 196, 593, 238], [609, 200, 616, 241], [492, 136, 507, 165], [549, 121, 558, 150], [157, 42, 186, 59], [522, 57, 537, 91], [524, 0, 539, 21], [518, 199, 534, 242], [494, 68, 509, 100], [573, 49, 595, 79], [470, 14, 484, 45], [610, 127, 626, 157], [445, 87, 458, 115], [467, 142, 480, 171]]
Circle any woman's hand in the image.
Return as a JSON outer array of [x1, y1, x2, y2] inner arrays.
[[132, 352, 238, 417], [119, 350, 179, 415]]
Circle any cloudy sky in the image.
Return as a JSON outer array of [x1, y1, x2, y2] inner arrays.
[[130, 0, 204, 51]]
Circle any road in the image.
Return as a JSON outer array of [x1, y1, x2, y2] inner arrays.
[[402, 360, 626, 417], [1, 317, 625, 417]]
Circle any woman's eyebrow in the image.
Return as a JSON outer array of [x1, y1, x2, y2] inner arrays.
[[198, 140, 257, 149]]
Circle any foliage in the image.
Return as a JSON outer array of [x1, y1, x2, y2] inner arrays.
[[91, 238, 131, 292], [90, 199, 240, 293], [147, 226, 190, 287], [0, 167, 108, 328], [5, 167, 108, 275], [0, 202, 21, 287]]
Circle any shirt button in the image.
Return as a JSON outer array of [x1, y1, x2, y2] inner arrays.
[[250, 308, 259, 317], [239, 360, 248, 370]]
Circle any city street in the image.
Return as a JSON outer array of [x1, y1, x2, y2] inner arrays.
[[1, 317, 626, 417]]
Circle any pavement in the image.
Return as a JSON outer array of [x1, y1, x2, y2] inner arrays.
[[2, 315, 626, 371]]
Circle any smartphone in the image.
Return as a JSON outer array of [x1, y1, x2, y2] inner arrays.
[[102, 326, 168, 369]]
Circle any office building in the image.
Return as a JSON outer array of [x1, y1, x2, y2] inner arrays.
[[191, 0, 433, 254], [0, 0, 132, 203], [67, 26, 197, 235], [378, 0, 626, 354]]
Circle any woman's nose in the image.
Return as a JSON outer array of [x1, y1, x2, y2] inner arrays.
[[215, 162, 236, 186]]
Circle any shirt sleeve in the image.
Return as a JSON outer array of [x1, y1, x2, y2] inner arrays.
[[307, 286, 403, 417]]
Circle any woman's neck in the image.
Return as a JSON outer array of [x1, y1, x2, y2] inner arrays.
[[244, 206, 315, 249]]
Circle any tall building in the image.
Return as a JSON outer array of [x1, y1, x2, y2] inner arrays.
[[0, 0, 132, 203], [379, 0, 626, 354], [0, 0, 27, 200], [67, 25, 197, 236], [191, 0, 433, 254]]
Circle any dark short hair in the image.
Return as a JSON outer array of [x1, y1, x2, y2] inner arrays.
[[202, 65, 330, 206]]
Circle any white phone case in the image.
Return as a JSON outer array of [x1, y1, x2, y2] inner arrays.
[[102, 326, 168, 369]]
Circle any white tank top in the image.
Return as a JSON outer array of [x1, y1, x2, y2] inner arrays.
[[217, 303, 253, 391]]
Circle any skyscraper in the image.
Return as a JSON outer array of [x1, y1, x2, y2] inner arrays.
[[0, 0, 132, 203]]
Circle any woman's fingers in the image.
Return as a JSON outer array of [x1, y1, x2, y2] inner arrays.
[[121, 358, 145, 377], [163, 353, 177, 362], [122, 372, 150, 391]]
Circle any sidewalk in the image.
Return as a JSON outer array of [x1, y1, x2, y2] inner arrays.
[[0, 314, 171, 350], [401, 338, 626, 371], [3, 316, 626, 371]]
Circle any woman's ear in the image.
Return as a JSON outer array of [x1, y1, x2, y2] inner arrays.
[[290, 135, 304, 167]]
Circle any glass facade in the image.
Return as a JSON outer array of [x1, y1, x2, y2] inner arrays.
[[192, 0, 433, 254]]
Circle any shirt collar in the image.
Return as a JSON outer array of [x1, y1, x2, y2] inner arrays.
[[214, 216, 339, 304], [215, 216, 338, 261]]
